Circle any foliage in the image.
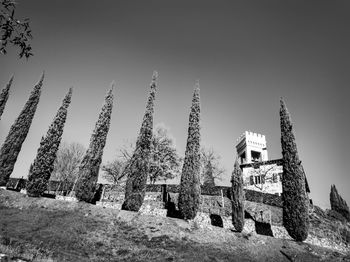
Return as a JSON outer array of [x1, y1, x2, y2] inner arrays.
[[50, 142, 86, 194], [75, 87, 114, 203], [0, 75, 13, 120], [0, 73, 43, 186], [200, 147, 225, 186], [26, 88, 73, 196], [330, 184, 350, 222], [149, 124, 181, 184], [122, 72, 157, 212], [0, 0, 33, 58], [117, 124, 181, 185], [231, 159, 244, 232], [280, 98, 309, 241], [101, 159, 127, 186], [178, 84, 201, 220]]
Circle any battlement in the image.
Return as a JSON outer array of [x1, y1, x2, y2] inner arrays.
[[236, 131, 266, 145], [236, 131, 269, 163]]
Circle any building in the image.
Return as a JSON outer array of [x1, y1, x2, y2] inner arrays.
[[236, 131, 310, 197], [236, 131, 283, 195]]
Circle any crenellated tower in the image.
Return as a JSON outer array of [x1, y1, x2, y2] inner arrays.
[[236, 131, 268, 164]]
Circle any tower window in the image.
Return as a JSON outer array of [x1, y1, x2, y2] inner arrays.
[[251, 151, 261, 162], [240, 152, 246, 164]]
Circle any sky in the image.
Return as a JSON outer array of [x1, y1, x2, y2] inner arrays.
[[1, 0, 349, 209]]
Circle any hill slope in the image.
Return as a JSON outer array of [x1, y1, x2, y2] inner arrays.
[[0, 189, 349, 261]]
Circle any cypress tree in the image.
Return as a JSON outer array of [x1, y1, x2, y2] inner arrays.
[[330, 184, 350, 221], [0, 73, 44, 186], [0, 75, 13, 120], [280, 98, 309, 241], [178, 84, 201, 220], [122, 72, 157, 211], [231, 159, 244, 232], [26, 88, 73, 196], [75, 85, 114, 203]]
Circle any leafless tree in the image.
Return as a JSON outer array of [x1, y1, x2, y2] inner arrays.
[[116, 124, 181, 184], [148, 125, 181, 184], [246, 162, 276, 191], [101, 159, 128, 186], [51, 142, 86, 195], [200, 147, 225, 185]]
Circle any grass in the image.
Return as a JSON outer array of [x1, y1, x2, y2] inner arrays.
[[0, 189, 349, 261]]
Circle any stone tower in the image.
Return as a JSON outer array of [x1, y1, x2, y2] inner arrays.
[[236, 131, 268, 164]]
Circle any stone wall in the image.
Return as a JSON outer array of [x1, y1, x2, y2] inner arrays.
[[97, 191, 167, 217], [244, 189, 282, 208], [166, 192, 282, 225]]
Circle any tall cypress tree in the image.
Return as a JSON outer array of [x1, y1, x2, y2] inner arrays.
[[330, 184, 350, 221], [75, 86, 114, 203], [231, 159, 244, 232], [178, 84, 201, 220], [0, 75, 13, 120], [122, 72, 157, 211], [0, 73, 44, 186], [280, 98, 309, 241], [26, 88, 73, 196]]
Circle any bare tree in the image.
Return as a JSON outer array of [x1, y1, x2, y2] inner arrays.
[[101, 159, 128, 186], [149, 125, 181, 184], [116, 124, 181, 184], [245, 162, 277, 191], [200, 147, 225, 185], [50, 142, 86, 194]]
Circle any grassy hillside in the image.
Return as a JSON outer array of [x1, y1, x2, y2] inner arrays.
[[0, 189, 349, 261]]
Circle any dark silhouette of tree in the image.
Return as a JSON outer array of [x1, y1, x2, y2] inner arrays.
[[330, 184, 350, 221], [231, 159, 244, 232], [0, 75, 12, 120], [280, 98, 309, 241], [0, 0, 33, 58], [178, 83, 201, 220], [26, 88, 73, 196], [122, 72, 157, 211], [0, 73, 43, 186], [75, 86, 114, 203]]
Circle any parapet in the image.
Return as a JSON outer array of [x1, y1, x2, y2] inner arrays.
[[236, 131, 266, 146]]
